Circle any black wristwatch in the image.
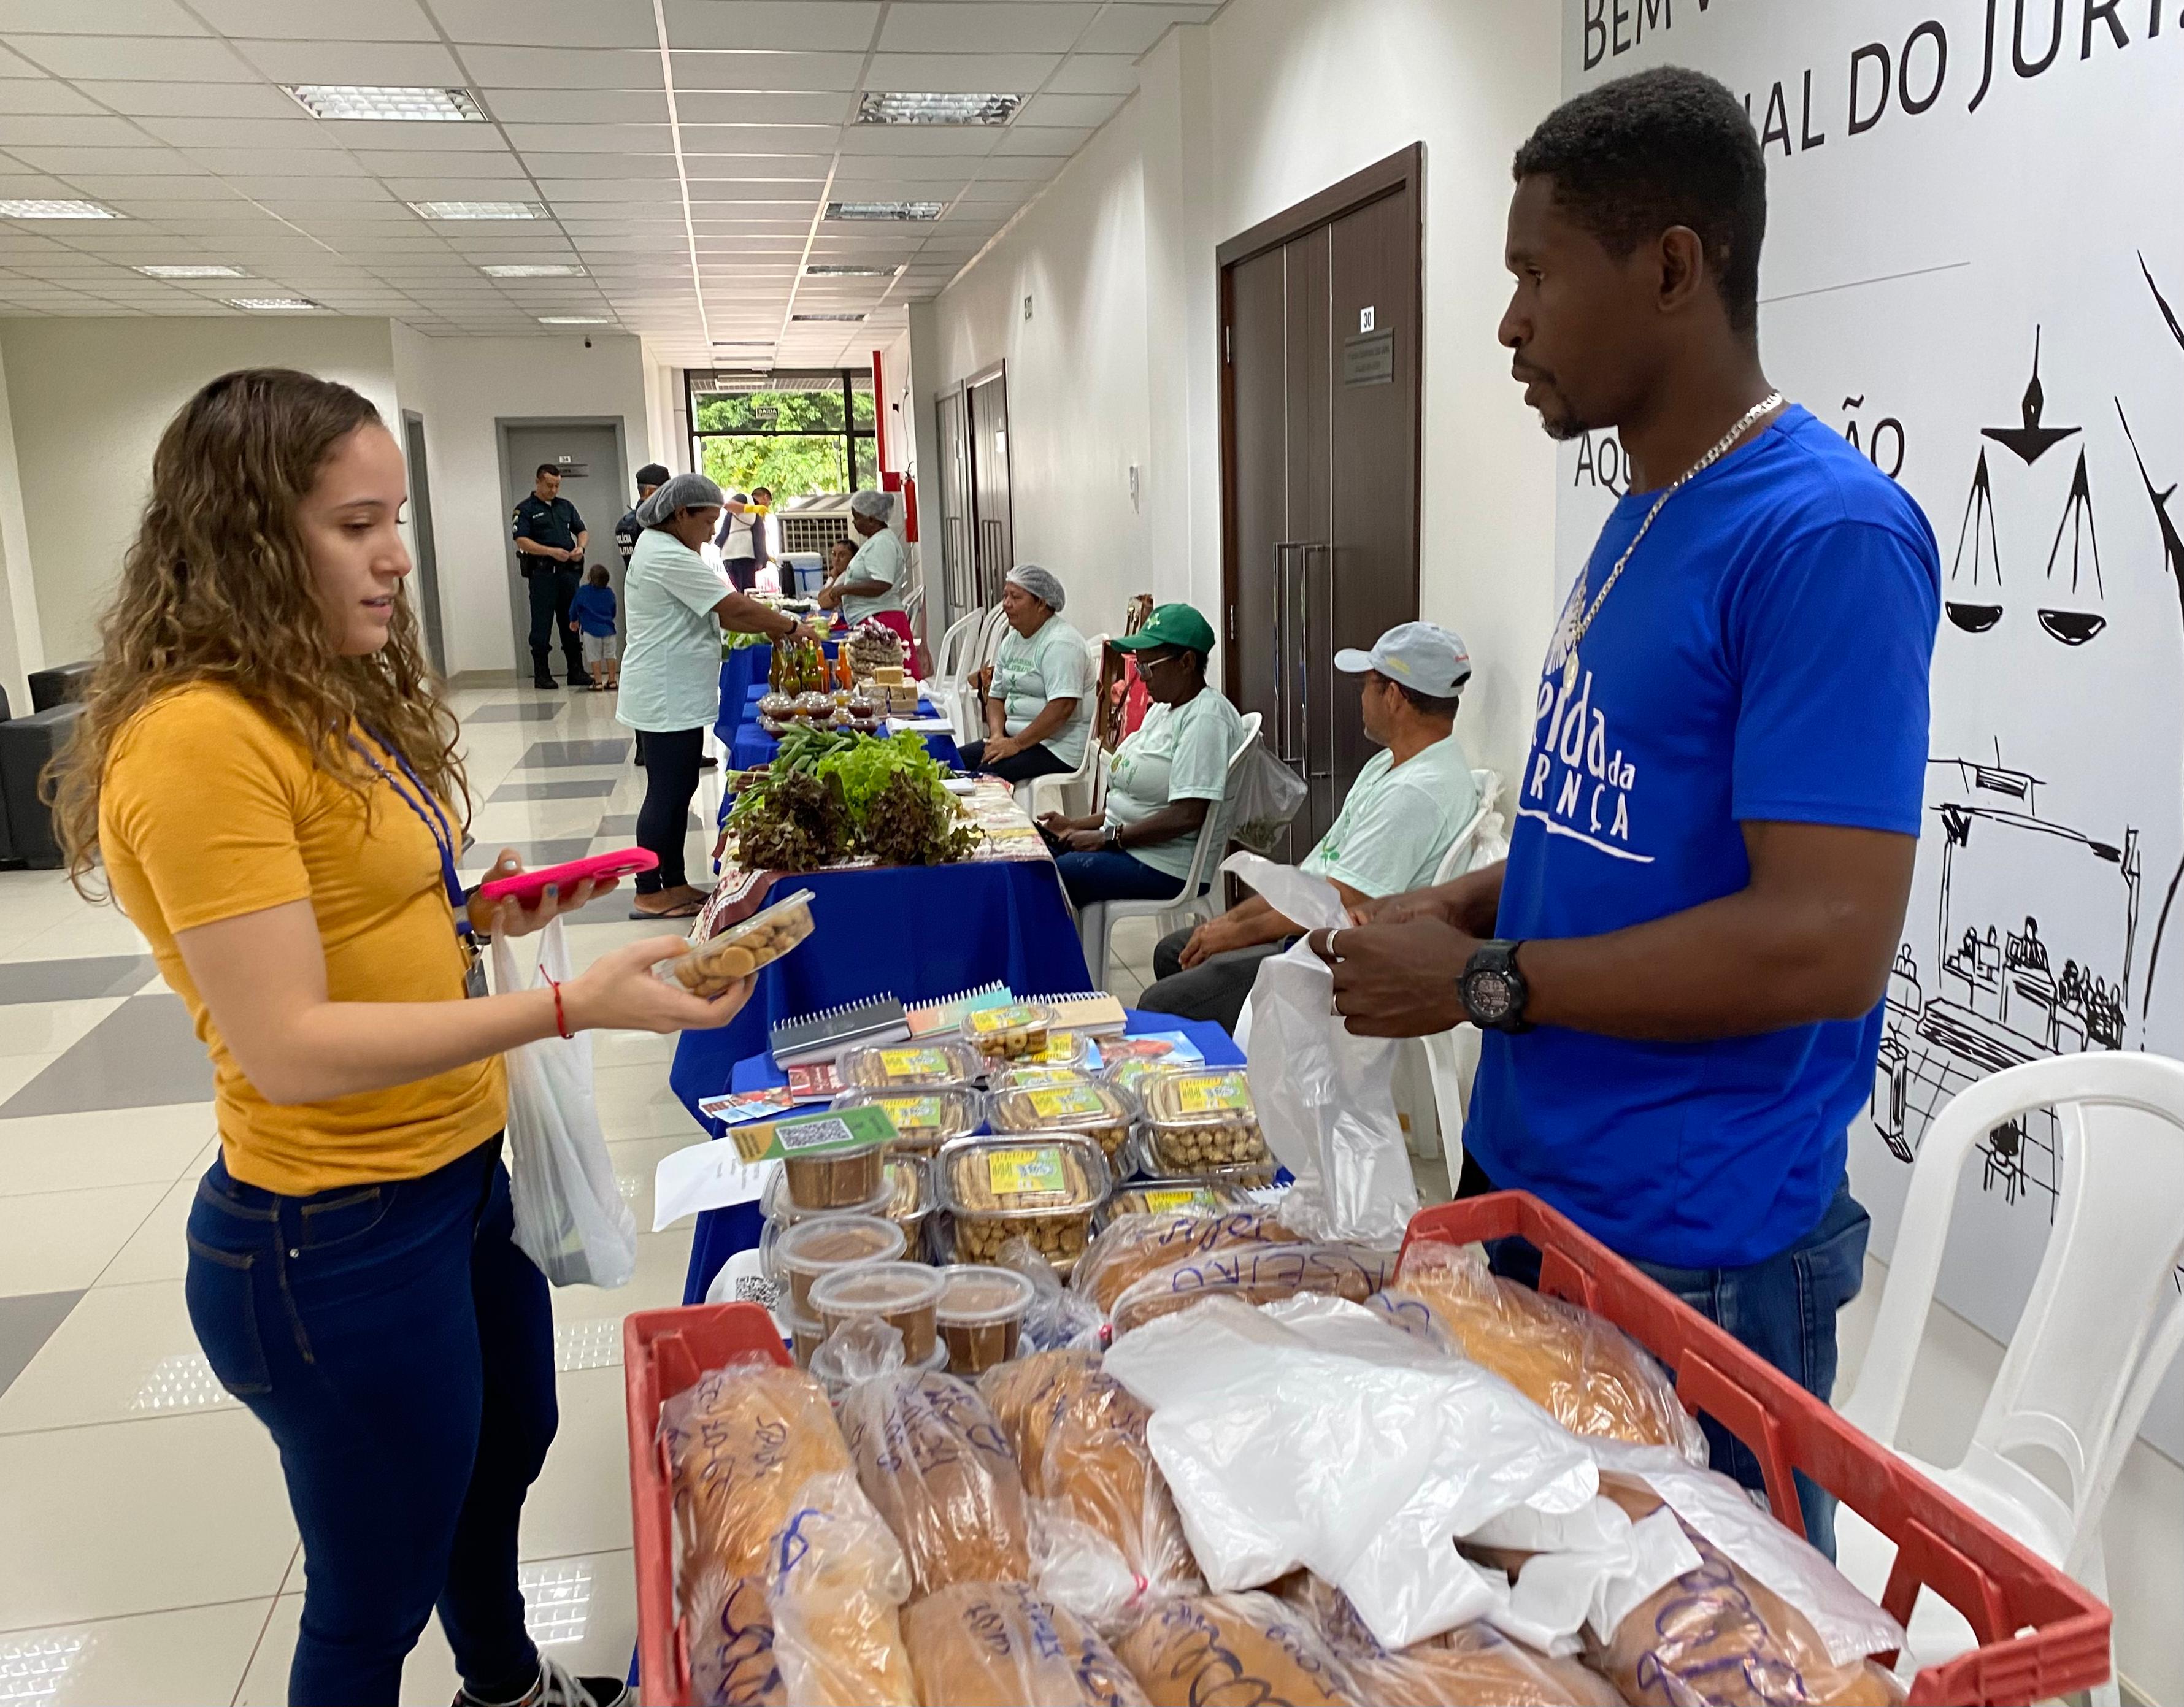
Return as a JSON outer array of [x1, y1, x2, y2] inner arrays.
[[1458, 940, 1532, 1033]]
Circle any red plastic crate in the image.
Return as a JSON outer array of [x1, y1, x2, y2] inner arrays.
[[1402, 1193, 2111, 1707], [623, 1302, 791, 1707]]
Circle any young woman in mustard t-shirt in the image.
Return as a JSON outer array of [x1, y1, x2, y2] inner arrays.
[[52, 370, 748, 1707]]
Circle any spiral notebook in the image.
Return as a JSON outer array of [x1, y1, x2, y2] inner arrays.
[[904, 980, 1013, 1038], [1032, 991, 1130, 1037], [768, 994, 909, 1068]]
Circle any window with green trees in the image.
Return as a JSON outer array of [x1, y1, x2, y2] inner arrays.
[[687, 370, 878, 500]]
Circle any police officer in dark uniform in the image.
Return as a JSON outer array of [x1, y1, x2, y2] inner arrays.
[[512, 463, 588, 689], [616, 462, 670, 569]]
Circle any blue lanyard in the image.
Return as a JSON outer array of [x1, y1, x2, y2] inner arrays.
[[349, 731, 473, 945]]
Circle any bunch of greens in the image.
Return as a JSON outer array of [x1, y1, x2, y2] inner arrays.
[[728, 727, 979, 870]]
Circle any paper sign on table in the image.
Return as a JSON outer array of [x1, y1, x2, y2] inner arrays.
[[728, 1102, 898, 1164], [697, 1085, 796, 1124], [652, 1140, 780, 1231]]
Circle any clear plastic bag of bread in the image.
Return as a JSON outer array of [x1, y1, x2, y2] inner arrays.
[[1106, 1239, 1399, 1335], [823, 1314, 1034, 1595], [1114, 1591, 1361, 1707], [761, 1469, 919, 1707], [1070, 1206, 1298, 1315], [978, 1348, 1201, 1629], [1272, 1570, 1623, 1707], [903, 1581, 1153, 1707], [1391, 1239, 1709, 1460], [682, 1567, 786, 1707], [1586, 1473, 1905, 1706], [998, 1235, 1107, 1352]]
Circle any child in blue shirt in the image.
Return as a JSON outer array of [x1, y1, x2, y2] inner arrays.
[[568, 564, 619, 692]]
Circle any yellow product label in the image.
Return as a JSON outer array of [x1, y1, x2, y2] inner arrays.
[[1025, 1034, 1081, 1064], [968, 1003, 1040, 1037], [1175, 1074, 1252, 1114], [1028, 1085, 1104, 1120], [880, 1048, 948, 1078], [1144, 1187, 1215, 1214], [1008, 1067, 1082, 1087], [986, 1147, 1067, 1197], [882, 1096, 943, 1129]]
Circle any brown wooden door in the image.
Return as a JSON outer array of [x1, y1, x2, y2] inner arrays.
[[967, 367, 1013, 610], [1221, 148, 1422, 861]]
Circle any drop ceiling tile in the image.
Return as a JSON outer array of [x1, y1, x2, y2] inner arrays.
[[834, 125, 994, 156], [539, 178, 682, 201], [190, 0, 436, 37], [663, 0, 875, 50], [863, 53, 1060, 94], [678, 123, 840, 151], [502, 123, 669, 154], [72, 80, 301, 119], [129, 115, 336, 150], [7, 145, 203, 174], [1076, 2, 1216, 55], [0, 78, 104, 116], [520, 152, 677, 178], [228, 175, 394, 200], [348, 150, 526, 177], [105, 198, 270, 220], [230, 39, 466, 84], [974, 153, 1066, 181], [482, 88, 666, 124], [832, 158, 980, 185], [0, 0, 204, 32], [379, 176, 542, 201], [184, 148, 369, 176], [0, 113, 163, 147], [434, 0, 658, 49], [682, 158, 832, 182], [993, 123, 1091, 155], [876, 2, 1094, 53], [1047, 53, 1140, 96], [322, 120, 513, 150], [1015, 91, 1124, 128], [672, 90, 853, 125], [460, 46, 660, 90], [667, 51, 867, 93]]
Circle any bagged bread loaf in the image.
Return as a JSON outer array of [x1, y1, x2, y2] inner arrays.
[[903, 1582, 1152, 1707], [659, 1359, 855, 1582], [840, 1363, 1032, 1594], [682, 1568, 785, 1707], [1393, 1241, 1707, 1459], [1273, 1572, 1621, 1707], [1116, 1592, 1359, 1707], [1590, 1478, 1904, 1707], [1072, 1209, 1298, 1314], [763, 1470, 918, 1707], [979, 1349, 1199, 1623], [1107, 1241, 1398, 1336]]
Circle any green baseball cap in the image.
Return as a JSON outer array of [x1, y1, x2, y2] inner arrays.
[[1112, 602, 1217, 656]]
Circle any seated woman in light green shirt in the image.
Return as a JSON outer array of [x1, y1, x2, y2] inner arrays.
[[1037, 603, 1245, 910], [961, 564, 1095, 787]]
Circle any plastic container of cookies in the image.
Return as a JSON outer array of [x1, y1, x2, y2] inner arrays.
[[769, 1212, 904, 1312], [839, 1039, 984, 1092], [986, 1078, 1137, 1167], [829, 1085, 986, 1153], [959, 999, 1055, 1063], [1101, 1177, 1257, 1227], [933, 1265, 1036, 1375], [809, 1260, 945, 1364], [1137, 1066, 1272, 1176], [658, 888, 815, 996], [936, 1134, 1110, 1270], [880, 1153, 932, 1256]]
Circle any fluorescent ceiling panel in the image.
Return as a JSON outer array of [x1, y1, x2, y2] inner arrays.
[[134, 263, 245, 277], [283, 85, 483, 122], [856, 91, 1020, 126], [480, 263, 585, 277], [409, 200, 548, 219], [0, 199, 123, 219], [825, 201, 942, 221], [226, 296, 323, 309]]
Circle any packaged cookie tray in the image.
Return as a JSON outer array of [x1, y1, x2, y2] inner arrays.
[[934, 1133, 1111, 1268], [986, 1078, 1136, 1165], [1136, 1066, 1272, 1174], [1099, 1176, 1259, 1227], [658, 888, 815, 995], [829, 1084, 988, 1151], [959, 999, 1057, 1062], [838, 1038, 985, 1091]]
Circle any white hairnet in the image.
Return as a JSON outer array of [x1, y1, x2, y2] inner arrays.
[[1005, 562, 1066, 613], [848, 488, 894, 522], [634, 472, 724, 527]]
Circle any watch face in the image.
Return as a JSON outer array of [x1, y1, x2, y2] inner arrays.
[[1466, 968, 1513, 1021]]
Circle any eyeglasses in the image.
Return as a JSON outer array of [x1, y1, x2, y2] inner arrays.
[[1137, 648, 1187, 669]]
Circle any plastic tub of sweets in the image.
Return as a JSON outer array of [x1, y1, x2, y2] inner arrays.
[[659, 888, 815, 996], [808, 1260, 946, 1364], [1137, 1065, 1273, 1176], [829, 1084, 986, 1153], [778, 1126, 888, 1211], [987, 1078, 1137, 1167], [959, 999, 1055, 1063], [758, 1168, 891, 1231], [933, 1265, 1036, 1375], [936, 1134, 1110, 1270], [770, 1212, 902, 1312], [839, 1039, 985, 1092]]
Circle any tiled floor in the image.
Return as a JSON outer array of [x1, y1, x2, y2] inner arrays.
[[0, 681, 721, 1706]]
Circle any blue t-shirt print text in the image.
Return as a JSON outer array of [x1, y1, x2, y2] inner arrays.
[[1469, 405, 1942, 1270]]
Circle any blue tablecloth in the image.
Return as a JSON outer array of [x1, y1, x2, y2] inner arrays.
[[726, 713, 961, 775], [677, 1012, 1246, 1304], [714, 640, 840, 746]]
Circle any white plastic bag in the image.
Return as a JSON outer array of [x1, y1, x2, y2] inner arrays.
[[1228, 745, 1310, 854], [1230, 852, 1417, 1247], [492, 919, 639, 1288]]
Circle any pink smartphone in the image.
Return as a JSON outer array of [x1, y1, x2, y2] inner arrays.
[[475, 847, 658, 907]]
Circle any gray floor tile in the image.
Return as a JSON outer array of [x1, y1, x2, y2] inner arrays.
[[466, 702, 565, 723], [488, 778, 620, 803], [0, 1290, 81, 1395], [597, 812, 701, 837], [0, 955, 160, 1004], [1, 994, 214, 1118], [518, 739, 631, 768]]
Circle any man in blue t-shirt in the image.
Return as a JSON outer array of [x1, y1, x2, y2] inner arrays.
[[1316, 67, 1940, 1557]]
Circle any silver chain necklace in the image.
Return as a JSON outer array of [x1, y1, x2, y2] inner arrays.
[[1547, 390, 1786, 691]]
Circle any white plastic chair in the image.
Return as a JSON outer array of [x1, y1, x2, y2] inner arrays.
[[933, 605, 984, 681], [1077, 712, 1263, 991], [1017, 632, 1110, 821], [1833, 1051, 2184, 1701], [1410, 769, 1505, 1179]]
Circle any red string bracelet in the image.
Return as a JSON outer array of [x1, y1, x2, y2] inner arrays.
[[546, 976, 572, 1040]]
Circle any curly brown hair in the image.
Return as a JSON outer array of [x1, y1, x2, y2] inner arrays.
[[49, 367, 466, 899]]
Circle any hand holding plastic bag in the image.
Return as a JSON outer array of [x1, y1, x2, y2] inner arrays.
[[1229, 852, 1418, 1247], [491, 918, 639, 1288]]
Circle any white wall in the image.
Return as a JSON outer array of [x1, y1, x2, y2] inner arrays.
[[391, 327, 648, 678], [922, 0, 1565, 792], [0, 316, 401, 667]]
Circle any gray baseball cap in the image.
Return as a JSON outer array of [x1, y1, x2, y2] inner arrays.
[[1334, 621, 1472, 696]]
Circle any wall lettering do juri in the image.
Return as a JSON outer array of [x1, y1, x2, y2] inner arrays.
[[1583, 0, 2182, 154]]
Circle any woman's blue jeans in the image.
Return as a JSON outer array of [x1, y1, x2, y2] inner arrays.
[[185, 1138, 558, 1707]]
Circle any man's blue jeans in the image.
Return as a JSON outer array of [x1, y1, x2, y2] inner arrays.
[[185, 1139, 557, 1706], [1462, 1157, 1870, 1559]]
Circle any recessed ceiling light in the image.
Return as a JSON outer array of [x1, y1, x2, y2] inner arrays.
[[793, 312, 866, 323], [538, 315, 611, 324], [858, 91, 1021, 126], [408, 201, 547, 221], [481, 264, 586, 278], [713, 339, 772, 347], [285, 85, 484, 122], [805, 264, 898, 277], [0, 199, 121, 220], [825, 201, 942, 222], [226, 296, 323, 311], [134, 263, 245, 278]]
